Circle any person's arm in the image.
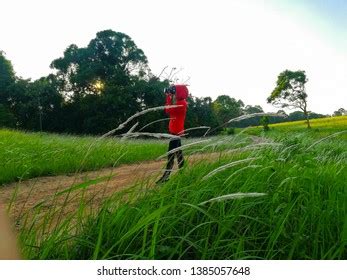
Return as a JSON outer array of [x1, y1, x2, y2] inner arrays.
[[0, 208, 20, 259], [164, 95, 184, 115], [164, 94, 173, 114]]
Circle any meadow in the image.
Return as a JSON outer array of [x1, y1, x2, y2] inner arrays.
[[245, 115, 347, 139], [1, 116, 346, 260], [0, 129, 249, 185], [0, 129, 167, 185]]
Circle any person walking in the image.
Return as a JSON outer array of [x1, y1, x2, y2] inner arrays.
[[156, 84, 189, 184]]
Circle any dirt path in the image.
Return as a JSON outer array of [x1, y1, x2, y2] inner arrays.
[[0, 152, 222, 224], [0, 136, 272, 227]]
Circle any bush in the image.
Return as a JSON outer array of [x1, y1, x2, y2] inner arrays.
[[260, 116, 270, 131], [221, 127, 235, 135]]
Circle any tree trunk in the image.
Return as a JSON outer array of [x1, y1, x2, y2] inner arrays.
[[304, 109, 311, 129], [302, 100, 311, 129]]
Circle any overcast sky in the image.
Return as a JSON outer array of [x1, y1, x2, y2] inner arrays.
[[1, 0, 346, 114]]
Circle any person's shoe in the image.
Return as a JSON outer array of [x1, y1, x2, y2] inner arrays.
[[155, 177, 169, 185], [156, 170, 171, 185]]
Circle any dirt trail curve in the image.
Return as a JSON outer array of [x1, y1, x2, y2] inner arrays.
[[0, 152, 223, 222], [0, 136, 271, 223]]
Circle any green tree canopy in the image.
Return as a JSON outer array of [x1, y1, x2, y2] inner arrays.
[[50, 29, 149, 99], [185, 96, 219, 136], [5, 77, 60, 130], [0, 51, 16, 104], [243, 105, 263, 114], [333, 108, 346, 116], [267, 70, 311, 128], [212, 95, 244, 125], [49, 29, 164, 134]]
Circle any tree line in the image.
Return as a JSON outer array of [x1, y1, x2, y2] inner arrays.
[[0, 29, 338, 136]]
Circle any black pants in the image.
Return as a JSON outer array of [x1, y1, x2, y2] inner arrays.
[[158, 137, 184, 182]]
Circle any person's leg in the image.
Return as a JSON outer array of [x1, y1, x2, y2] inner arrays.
[[164, 148, 175, 175], [176, 138, 185, 169], [156, 138, 178, 183]]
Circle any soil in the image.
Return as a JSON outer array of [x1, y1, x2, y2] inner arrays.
[[0, 136, 271, 228], [0, 152, 222, 225]]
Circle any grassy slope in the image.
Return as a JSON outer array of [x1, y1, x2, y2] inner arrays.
[[245, 116, 347, 140], [0, 129, 252, 185], [20, 123, 347, 259], [0, 129, 167, 185]]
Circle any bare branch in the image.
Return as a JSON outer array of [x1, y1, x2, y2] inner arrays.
[[138, 118, 173, 132], [101, 105, 182, 138]]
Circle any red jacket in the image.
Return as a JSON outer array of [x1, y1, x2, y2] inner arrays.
[[164, 85, 188, 135]]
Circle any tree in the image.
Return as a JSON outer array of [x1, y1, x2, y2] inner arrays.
[[267, 70, 311, 128], [0, 51, 17, 128], [3, 78, 31, 129], [212, 95, 244, 126], [25, 75, 63, 131], [2, 74, 64, 131], [49, 29, 157, 134], [333, 108, 346, 116], [51, 29, 149, 99], [237, 105, 264, 127], [0, 104, 16, 127], [260, 116, 270, 131], [0, 51, 16, 106], [243, 105, 263, 114], [185, 96, 219, 136]]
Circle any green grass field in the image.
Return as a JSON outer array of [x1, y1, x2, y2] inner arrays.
[[0, 129, 251, 185], [1, 116, 347, 260], [245, 115, 347, 139], [0, 129, 168, 185]]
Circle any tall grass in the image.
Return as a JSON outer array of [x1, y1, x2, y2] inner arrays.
[[0, 129, 254, 185], [18, 131, 347, 260]]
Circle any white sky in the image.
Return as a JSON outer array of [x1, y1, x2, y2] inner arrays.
[[1, 0, 346, 114]]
